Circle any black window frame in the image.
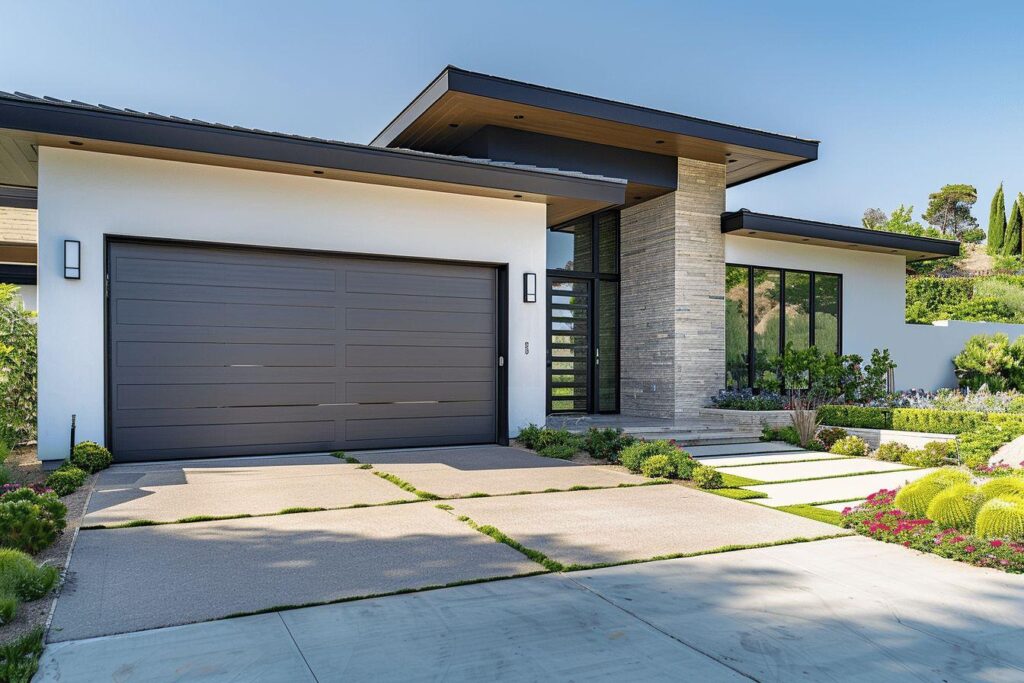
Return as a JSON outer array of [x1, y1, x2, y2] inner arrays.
[[546, 210, 621, 414], [726, 262, 843, 390]]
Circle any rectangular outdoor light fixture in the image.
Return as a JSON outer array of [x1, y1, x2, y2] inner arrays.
[[523, 272, 537, 303], [64, 240, 81, 279]]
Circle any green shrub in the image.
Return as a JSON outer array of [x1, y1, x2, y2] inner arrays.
[[817, 405, 891, 429], [619, 440, 678, 473], [873, 442, 911, 462], [761, 425, 801, 446], [515, 424, 545, 450], [980, 477, 1024, 499], [670, 450, 697, 479], [45, 466, 87, 497], [0, 626, 43, 682], [0, 489, 67, 554], [891, 408, 985, 434], [906, 277, 973, 324], [692, 465, 724, 490], [815, 426, 848, 451], [640, 455, 674, 478], [902, 440, 956, 467], [581, 428, 635, 461], [0, 549, 58, 625], [537, 444, 576, 460], [0, 286, 37, 445], [952, 333, 1024, 391], [894, 469, 971, 517], [70, 441, 113, 473], [974, 496, 1024, 539], [926, 483, 986, 529], [829, 435, 869, 457], [956, 421, 1024, 469]]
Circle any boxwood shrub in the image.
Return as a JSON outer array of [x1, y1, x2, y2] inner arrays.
[[890, 409, 985, 435], [817, 405, 890, 429], [70, 441, 113, 474]]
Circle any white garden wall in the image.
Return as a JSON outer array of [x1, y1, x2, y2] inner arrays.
[[724, 235, 1024, 393], [36, 148, 548, 460]]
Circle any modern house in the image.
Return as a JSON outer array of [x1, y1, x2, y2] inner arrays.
[[0, 66, 980, 463]]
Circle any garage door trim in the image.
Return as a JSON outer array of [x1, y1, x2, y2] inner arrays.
[[103, 234, 510, 459]]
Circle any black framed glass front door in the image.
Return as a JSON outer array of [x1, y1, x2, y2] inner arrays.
[[546, 210, 620, 414], [548, 277, 591, 412]]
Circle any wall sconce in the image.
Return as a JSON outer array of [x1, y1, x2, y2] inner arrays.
[[64, 240, 81, 279], [523, 272, 537, 303]]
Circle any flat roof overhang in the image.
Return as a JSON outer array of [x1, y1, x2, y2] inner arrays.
[[372, 67, 819, 187], [722, 210, 961, 262], [0, 93, 627, 226]]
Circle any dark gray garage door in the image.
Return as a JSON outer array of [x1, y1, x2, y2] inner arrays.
[[108, 241, 499, 462]]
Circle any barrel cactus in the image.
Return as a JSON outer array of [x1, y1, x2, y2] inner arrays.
[[975, 496, 1024, 540], [894, 469, 971, 518], [980, 477, 1024, 500], [925, 484, 986, 530]]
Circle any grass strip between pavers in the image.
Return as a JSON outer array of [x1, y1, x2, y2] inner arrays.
[[455, 514, 564, 572], [706, 487, 768, 500], [373, 471, 441, 500], [718, 472, 766, 487], [714, 456, 852, 469], [801, 496, 866, 507], [773, 504, 845, 526], [748, 467, 927, 486]]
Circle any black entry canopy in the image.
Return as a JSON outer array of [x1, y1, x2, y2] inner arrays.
[[721, 209, 961, 262]]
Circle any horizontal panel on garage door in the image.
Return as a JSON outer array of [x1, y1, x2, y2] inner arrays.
[[108, 241, 499, 462]]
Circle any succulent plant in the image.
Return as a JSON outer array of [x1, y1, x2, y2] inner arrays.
[[894, 469, 971, 518], [975, 496, 1024, 540], [926, 483, 986, 530]]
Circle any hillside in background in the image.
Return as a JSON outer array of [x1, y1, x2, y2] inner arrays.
[[906, 245, 1024, 323]]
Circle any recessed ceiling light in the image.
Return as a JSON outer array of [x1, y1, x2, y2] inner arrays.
[[655, 140, 665, 144], [747, 231, 757, 235], [449, 123, 460, 128], [727, 159, 737, 164], [68, 140, 84, 146], [513, 114, 524, 120], [313, 170, 324, 175], [725, 153, 733, 157], [801, 238, 809, 242], [513, 194, 522, 199], [633, 196, 642, 200]]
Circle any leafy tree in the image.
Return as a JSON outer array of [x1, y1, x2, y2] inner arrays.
[[922, 184, 979, 239], [862, 208, 887, 229], [0, 286, 36, 446], [988, 184, 1007, 255], [1004, 195, 1022, 256], [867, 205, 940, 238]]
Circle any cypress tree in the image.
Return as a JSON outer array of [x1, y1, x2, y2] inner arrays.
[[988, 183, 1006, 255], [1004, 195, 1023, 257]]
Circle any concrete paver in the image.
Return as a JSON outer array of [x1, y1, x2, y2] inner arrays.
[[356, 445, 647, 497], [697, 451, 839, 467], [749, 468, 937, 507], [719, 457, 914, 482], [685, 441, 803, 457], [448, 484, 843, 567], [51, 503, 538, 641], [86, 460, 418, 525]]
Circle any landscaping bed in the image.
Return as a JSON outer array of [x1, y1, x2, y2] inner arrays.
[[841, 468, 1024, 573]]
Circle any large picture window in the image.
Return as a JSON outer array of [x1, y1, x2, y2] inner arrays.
[[725, 264, 842, 389]]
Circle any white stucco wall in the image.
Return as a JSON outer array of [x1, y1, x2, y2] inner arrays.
[[723, 235, 1024, 392], [36, 148, 548, 461]]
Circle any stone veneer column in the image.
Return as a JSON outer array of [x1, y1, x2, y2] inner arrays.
[[619, 157, 726, 419]]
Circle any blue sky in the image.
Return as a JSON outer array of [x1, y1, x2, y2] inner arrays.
[[3, 0, 1023, 227]]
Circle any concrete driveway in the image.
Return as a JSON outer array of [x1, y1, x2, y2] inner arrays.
[[39, 535, 1024, 682], [51, 445, 839, 642]]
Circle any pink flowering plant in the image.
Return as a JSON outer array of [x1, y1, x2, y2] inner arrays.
[[840, 487, 1024, 572]]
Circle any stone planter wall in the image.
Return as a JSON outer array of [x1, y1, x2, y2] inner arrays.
[[698, 408, 794, 429]]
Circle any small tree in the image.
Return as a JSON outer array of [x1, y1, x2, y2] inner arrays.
[[862, 208, 887, 230], [988, 184, 1007, 255], [922, 184, 979, 239], [1004, 196, 1022, 257], [0, 286, 37, 446], [769, 345, 896, 447]]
